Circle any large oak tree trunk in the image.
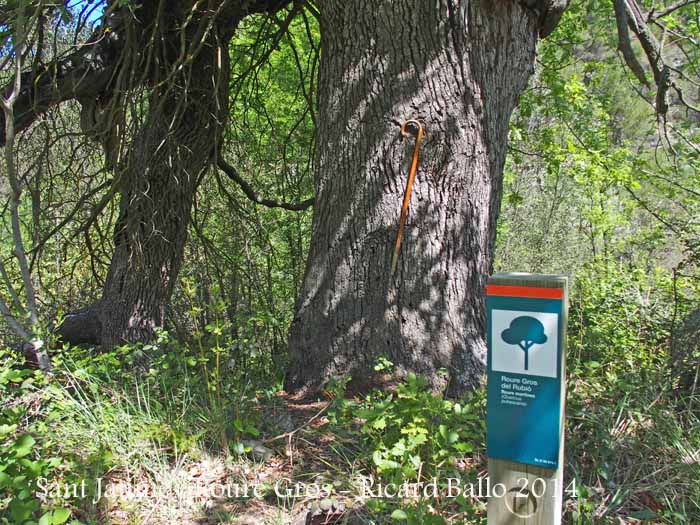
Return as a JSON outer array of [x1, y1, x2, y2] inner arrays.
[[286, 0, 551, 396]]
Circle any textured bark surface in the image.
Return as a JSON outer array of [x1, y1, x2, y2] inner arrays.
[[94, 4, 240, 347], [521, 0, 569, 37], [286, 0, 542, 396], [4, 1, 290, 350], [98, 45, 229, 346], [50, 1, 289, 348], [43, 5, 235, 347]]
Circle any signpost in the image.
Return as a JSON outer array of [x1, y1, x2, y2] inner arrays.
[[486, 273, 568, 525]]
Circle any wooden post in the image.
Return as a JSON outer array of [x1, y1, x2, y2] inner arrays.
[[486, 273, 568, 525]]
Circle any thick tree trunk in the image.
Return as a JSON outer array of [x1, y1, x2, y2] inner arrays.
[[286, 0, 545, 396], [56, 8, 233, 348], [3, 1, 291, 351], [97, 33, 231, 347]]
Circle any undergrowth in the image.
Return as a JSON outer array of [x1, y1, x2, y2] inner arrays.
[[1, 265, 699, 524]]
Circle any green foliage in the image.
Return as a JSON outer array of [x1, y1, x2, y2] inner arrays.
[[167, 10, 319, 385], [354, 373, 480, 481], [562, 263, 700, 523], [499, 0, 699, 276], [496, 13, 700, 520], [0, 328, 273, 522], [0, 352, 73, 525], [326, 363, 486, 522]]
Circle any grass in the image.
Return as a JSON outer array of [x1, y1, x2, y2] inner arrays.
[[12, 361, 695, 524], [2, 269, 700, 524]]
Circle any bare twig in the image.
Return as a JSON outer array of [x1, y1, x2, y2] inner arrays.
[[264, 402, 330, 443], [648, 0, 699, 21], [2, 7, 40, 334], [217, 156, 314, 211]]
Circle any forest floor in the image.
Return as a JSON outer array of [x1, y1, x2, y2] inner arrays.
[[2, 343, 699, 525], [99, 398, 380, 525]]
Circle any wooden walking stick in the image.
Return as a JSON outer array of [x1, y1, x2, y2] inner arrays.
[[391, 119, 424, 275]]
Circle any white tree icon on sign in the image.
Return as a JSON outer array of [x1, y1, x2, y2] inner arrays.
[[491, 310, 558, 378]]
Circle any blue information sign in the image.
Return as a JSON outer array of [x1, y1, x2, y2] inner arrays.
[[486, 283, 565, 468]]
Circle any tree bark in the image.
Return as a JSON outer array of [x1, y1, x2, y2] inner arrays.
[[0, 12, 122, 147], [88, 8, 234, 347], [286, 0, 553, 396], [103, 54, 225, 346], [49, 0, 290, 348], [1, 1, 292, 351]]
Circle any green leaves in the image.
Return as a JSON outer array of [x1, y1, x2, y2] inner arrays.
[[390, 509, 408, 520], [345, 370, 483, 482], [327, 361, 487, 521], [232, 417, 260, 439], [13, 434, 35, 458], [438, 426, 459, 445], [0, 354, 75, 525], [371, 416, 386, 430], [0, 367, 29, 385], [372, 450, 400, 472], [39, 507, 71, 525]]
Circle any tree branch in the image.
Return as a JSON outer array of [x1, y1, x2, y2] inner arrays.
[[616, 0, 676, 116], [622, 0, 664, 83], [28, 178, 114, 268], [217, 157, 314, 211], [2, 12, 39, 334], [0, 1, 298, 147], [0, 298, 30, 340], [0, 13, 124, 147], [672, 83, 700, 115], [613, 0, 649, 86], [519, 0, 570, 38], [648, 0, 699, 21]]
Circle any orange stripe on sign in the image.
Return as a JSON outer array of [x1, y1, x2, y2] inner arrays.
[[486, 284, 563, 299]]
